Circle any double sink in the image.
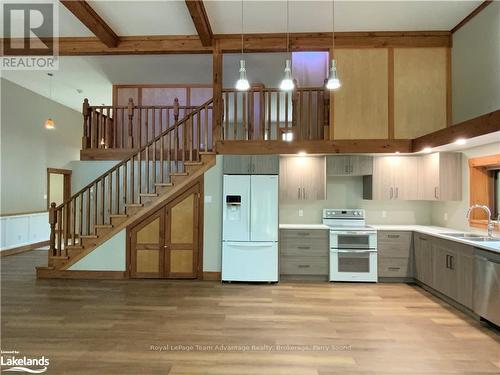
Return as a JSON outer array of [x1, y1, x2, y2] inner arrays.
[[440, 232, 500, 242]]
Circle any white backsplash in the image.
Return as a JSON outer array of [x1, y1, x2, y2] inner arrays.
[[279, 176, 432, 225]]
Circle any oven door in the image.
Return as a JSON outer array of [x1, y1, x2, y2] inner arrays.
[[330, 249, 378, 282], [330, 231, 377, 249]]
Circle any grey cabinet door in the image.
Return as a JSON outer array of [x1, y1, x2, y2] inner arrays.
[[457, 250, 474, 309], [414, 234, 433, 287], [349, 156, 373, 176], [302, 156, 326, 201], [326, 156, 351, 176], [223, 155, 252, 174], [279, 157, 303, 201], [432, 242, 458, 300], [251, 155, 279, 174]]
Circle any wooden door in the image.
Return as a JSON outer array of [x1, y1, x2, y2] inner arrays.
[[279, 157, 303, 201], [372, 157, 394, 200], [164, 184, 201, 278], [418, 153, 440, 200], [130, 209, 164, 278]]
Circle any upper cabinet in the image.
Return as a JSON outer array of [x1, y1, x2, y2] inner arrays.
[[364, 152, 461, 201], [327, 155, 373, 176], [394, 48, 448, 138], [280, 156, 326, 201], [223, 155, 279, 175], [418, 152, 462, 201]]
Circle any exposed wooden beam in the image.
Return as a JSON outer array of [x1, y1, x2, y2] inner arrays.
[[60, 1, 119, 48], [185, 0, 213, 47], [411, 109, 500, 152], [1, 31, 451, 56], [451, 1, 492, 34], [216, 140, 413, 155]]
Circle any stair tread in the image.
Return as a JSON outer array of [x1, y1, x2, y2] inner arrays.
[[36, 266, 55, 270], [110, 214, 128, 218], [50, 256, 69, 260], [95, 224, 113, 228], [155, 183, 173, 187], [184, 161, 203, 166], [140, 193, 159, 197], [125, 203, 143, 207], [80, 235, 98, 239], [199, 151, 216, 155], [67, 245, 83, 249], [170, 172, 188, 176]]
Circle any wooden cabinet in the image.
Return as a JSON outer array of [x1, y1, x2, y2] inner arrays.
[[413, 233, 434, 287], [223, 155, 279, 175], [432, 241, 458, 300], [326, 155, 373, 176], [364, 153, 461, 201], [366, 156, 419, 200], [279, 156, 326, 201], [280, 229, 329, 280], [418, 152, 462, 201], [377, 231, 413, 278]]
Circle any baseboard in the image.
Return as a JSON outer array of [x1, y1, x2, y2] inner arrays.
[[378, 277, 415, 283], [280, 275, 329, 282], [203, 271, 221, 281], [0, 241, 49, 257], [36, 267, 127, 280]]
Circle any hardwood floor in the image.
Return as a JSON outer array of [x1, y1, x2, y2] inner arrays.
[[1, 250, 499, 375]]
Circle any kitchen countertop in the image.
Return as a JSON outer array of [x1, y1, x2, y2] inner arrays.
[[279, 223, 330, 230], [372, 225, 500, 254]]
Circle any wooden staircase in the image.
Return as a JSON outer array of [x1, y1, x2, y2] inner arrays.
[[37, 99, 215, 276]]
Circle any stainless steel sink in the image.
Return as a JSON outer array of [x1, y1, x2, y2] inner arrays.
[[466, 237, 500, 242]]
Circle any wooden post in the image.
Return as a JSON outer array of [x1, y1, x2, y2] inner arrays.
[[49, 202, 57, 256], [291, 79, 299, 141], [173, 97, 180, 122], [212, 40, 223, 149], [323, 79, 331, 140], [173, 98, 180, 164], [82, 98, 90, 149], [127, 97, 134, 148]]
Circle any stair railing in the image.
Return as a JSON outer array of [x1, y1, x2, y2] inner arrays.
[[49, 98, 214, 257]]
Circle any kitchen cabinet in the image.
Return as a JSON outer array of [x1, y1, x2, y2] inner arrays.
[[326, 155, 373, 176], [417, 152, 462, 201], [413, 233, 434, 287], [279, 156, 326, 201], [280, 229, 329, 279], [365, 156, 419, 200], [223, 155, 279, 175], [377, 231, 413, 278]]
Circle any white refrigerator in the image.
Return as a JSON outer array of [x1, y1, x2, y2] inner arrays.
[[222, 174, 279, 282]]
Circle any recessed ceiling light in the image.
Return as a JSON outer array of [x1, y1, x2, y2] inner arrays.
[[455, 138, 467, 145], [298, 151, 307, 157], [395, 151, 400, 154], [422, 147, 432, 153]]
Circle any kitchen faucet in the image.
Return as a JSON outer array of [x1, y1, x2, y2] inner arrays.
[[466, 205, 494, 238]]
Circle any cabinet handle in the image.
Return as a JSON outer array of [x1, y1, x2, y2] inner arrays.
[[345, 165, 348, 173], [388, 267, 401, 271], [387, 234, 400, 239], [449, 255, 454, 270], [434, 187, 439, 199], [395, 187, 399, 199], [350, 165, 354, 173], [296, 232, 310, 236], [298, 264, 310, 268], [418, 237, 427, 241], [445, 254, 449, 269], [297, 246, 310, 250], [390, 187, 394, 199], [302, 187, 305, 200], [297, 187, 301, 200]]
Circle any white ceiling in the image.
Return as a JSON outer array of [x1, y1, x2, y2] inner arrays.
[[50, 1, 483, 37]]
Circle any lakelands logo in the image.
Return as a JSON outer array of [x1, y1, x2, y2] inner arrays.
[[1, 350, 50, 373], [1, 0, 59, 70]]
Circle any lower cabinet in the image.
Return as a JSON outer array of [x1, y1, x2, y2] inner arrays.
[[377, 231, 413, 278], [413, 234, 434, 287], [279, 229, 329, 280]]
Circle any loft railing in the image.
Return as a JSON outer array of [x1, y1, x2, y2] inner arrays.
[[50, 98, 213, 257], [82, 98, 213, 150], [222, 84, 330, 142]]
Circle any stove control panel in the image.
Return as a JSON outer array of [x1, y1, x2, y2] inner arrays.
[[323, 209, 365, 219]]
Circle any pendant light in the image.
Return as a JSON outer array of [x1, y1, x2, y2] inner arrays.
[[235, 0, 250, 91], [44, 73, 55, 129], [280, 0, 294, 91], [326, 0, 341, 90]]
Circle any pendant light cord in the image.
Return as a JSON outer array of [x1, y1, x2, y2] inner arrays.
[[332, 0, 335, 53], [286, 0, 290, 55], [48, 73, 53, 100], [241, 0, 244, 57]]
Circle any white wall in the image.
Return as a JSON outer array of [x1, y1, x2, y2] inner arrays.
[[69, 229, 126, 271], [0, 78, 82, 214], [431, 142, 500, 230], [67, 160, 119, 193], [452, 2, 500, 123]]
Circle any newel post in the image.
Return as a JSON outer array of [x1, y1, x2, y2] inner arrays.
[[82, 98, 90, 149], [173, 97, 180, 123], [49, 202, 57, 256], [323, 80, 331, 140], [127, 97, 134, 149]]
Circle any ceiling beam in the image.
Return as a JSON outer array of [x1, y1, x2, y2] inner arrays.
[[60, 0, 119, 48], [411, 110, 500, 152], [451, 0, 492, 34], [1, 31, 451, 56], [185, 0, 213, 47]]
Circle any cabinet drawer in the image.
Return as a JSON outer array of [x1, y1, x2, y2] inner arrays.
[[280, 240, 328, 257], [280, 229, 328, 241], [378, 231, 412, 257], [280, 256, 328, 275], [378, 257, 412, 277]]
